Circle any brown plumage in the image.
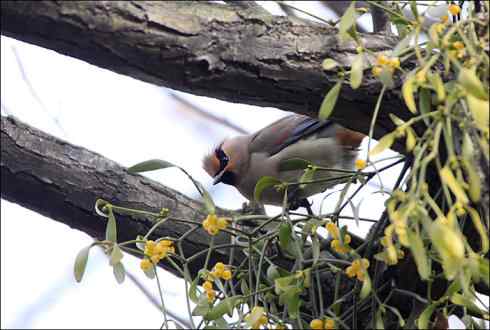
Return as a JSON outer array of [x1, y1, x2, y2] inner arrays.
[[203, 114, 365, 206]]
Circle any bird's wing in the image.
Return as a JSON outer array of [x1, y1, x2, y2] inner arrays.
[[249, 114, 336, 156]]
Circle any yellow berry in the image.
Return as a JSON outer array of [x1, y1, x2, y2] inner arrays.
[[453, 41, 464, 50], [144, 240, 156, 256], [150, 254, 161, 264], [159, 240, 173, 246], [355, 159, 367, 170], [326, 222, 340, 239], [310, 319, 324, 330], [217, 217, 228, 230], [448, 4, 461, 16], [344, 234, 352, 245], [372, 66, 382, 77], [214, 262, 225, 272], [441, 15, 449, 23], [389, 57, 400, 69], [222, 270, 232, 280], [376, 54, 389, 66], [203, 280, 213, 291], [206, 290, 216, 302], [140, 258, 153, 271], [325, 319, 335, 330], [259, 315, 268, 325]]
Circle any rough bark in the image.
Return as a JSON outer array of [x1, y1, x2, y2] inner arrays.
[[0, 115, 236, 279], [0, 0, 411, 147]]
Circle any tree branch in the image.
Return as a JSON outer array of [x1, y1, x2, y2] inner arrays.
[[0, 0, 409, 148], [0, 115, 238, 279]]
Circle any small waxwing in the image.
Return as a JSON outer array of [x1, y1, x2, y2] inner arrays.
[[203, 114, 365, 207]]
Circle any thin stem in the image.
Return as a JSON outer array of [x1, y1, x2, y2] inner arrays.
[[154, 268, 169, 330], [367, 85, 387, 162]]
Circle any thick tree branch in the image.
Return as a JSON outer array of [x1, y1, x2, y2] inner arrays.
[[0, 0, 410, 146], [0, 115, 238, 279]]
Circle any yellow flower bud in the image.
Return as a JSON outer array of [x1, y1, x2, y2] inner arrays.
[[310, 319, 324, 330], [214, 262, 225, 272], [355, 159, 367, 170], [389, 57, 400, 69], [150, 254, 161, 264], [206, 290, 216, 302], [372, 66, 382, 77], [203, 280, 213, 291], [222, 270, 232, 280], [376, 54, 389, 66], [441, 15, 449, 23], [325, 319, 335, 330], [448, 4, 461, 16], [453, 41, 465, 50], [326, 222, 340, 239], [140, 258, 153, 271]]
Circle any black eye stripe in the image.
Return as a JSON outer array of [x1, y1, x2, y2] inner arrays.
[[214, 148, 229, 175]]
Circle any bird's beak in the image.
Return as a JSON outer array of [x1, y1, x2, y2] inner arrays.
[[213, 169, 226, 185]]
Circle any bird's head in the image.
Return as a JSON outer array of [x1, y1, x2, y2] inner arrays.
[[203, 136, 249, 186]]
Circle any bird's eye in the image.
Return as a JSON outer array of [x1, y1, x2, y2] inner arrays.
[[214, 148, 229, 173]]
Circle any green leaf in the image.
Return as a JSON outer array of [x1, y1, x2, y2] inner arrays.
[[360, 273, 372, 299], [74, 245, 91, 283], [105, 207, 117, 242], [127, 159, 175, 173], [466, 94, 490, 132], [450, 293, 490, 319], [299, 167, 316, 189], [113, 261, 126, 284], [318, 81, 342, 121], [279, 223, 292, 252], [440, 166, 469, 204], [407, 229, 430, 280], [406, 127, 417, 152], [322, 58, 339, 71], [389, 113, 405, 126], [478, 258, 489, 286], [428, 72, 446, 103], [245, 306, 265, 328], [281, 287, 302, 319], [254, 176, 282, 202], [188, 276, 199, 304], [204, 296, 243, 321], [213, 318, 229, 329], [110, 244, 124, 266], [339, 2, 357, 42], [279, 158, 312, 172], [350, 53, 364, 89], [274, 275, 296, 295], [195, 180, 216, 215], [417, 303, 437, 330], [392, 31, 414, 57], [369, 132, 396, 157], [402, 74, 417, 113], [458, 68, 488, 101], [192, 297, 211, 316], [240, 278, 250, 296]]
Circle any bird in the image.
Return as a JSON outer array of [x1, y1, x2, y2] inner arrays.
[[202, 114, 365, 209]]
